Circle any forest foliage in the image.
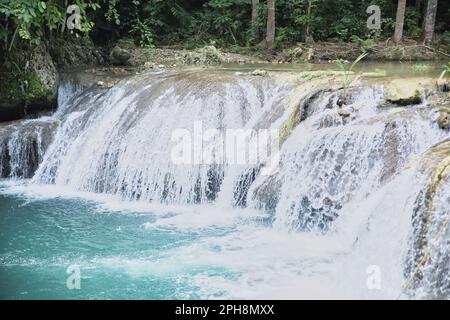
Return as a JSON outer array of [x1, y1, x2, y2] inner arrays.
[[0, 0, 449, 53]]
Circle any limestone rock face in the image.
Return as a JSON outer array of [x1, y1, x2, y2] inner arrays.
[[405, 139, 450, 299], [384, 78, 433, 106], [50, 37, 104, 70], [29, 45, 58, 98], [0, 44, 58, 122]]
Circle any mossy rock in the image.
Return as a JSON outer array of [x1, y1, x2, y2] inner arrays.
[[0, 69, 55, 121], [109, 46, 132, 65], [181, 46, 221, 65], [438, 108, 450, 130], [384, 78, 433, 106], [49, 36, 103, 69], [0, 45, 57, 122]]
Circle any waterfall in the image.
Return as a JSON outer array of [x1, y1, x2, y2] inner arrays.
[[404, 139, 450, 299], [0, 118, 59, 178], [249, 88, 446, 231], [0, 69, 448, 298], [33, 71, 291, 204]]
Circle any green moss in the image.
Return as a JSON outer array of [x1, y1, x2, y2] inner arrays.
[[0, 68, 52, 105], [279, 104, 301, 144], [182, 46, 221, 65]]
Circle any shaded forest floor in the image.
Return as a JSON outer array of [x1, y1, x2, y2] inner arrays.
[[124, 39, 450, 68]]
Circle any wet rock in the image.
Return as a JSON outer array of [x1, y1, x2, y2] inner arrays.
[[144, 61, 155, 69], [336, 98, 346, 107], [0, 119, 59, 178], [233, 167, 260, 207], [385, 78, 433, 106], [436, 79, 449, 92], [96, 81, 114, 89], [251, 69, 268, 77], [337, 107, 351, 118], [109, 46, 131, 65], [405, 139, 450, 298], [438, 108, 449, 130], [296, 195, 340, 231], [251, 176, 282, 214], [278, 82, 331, 144]]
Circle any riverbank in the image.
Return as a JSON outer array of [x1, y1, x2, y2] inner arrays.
[[0, 38, 449, 123], [113, 39, 450, 66]]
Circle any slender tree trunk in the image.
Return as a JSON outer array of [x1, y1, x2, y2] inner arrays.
[[393, 0, 407, 44], [415, 0, 422, 10], [422, 0, 438, 44], [305, 0, 313, 43], [251, 0, 259, 40], [266, 0, 275, 46]]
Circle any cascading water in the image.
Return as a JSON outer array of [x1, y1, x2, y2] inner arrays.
[[0, 68, 448, 299], [33, 71, 291, 204], [250, 88, 446, 231], [0, 118, 58, 178]]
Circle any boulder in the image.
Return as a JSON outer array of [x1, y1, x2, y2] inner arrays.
[[251, 69, 268, 77], [109, 46, 131, 65], [438, 108, 449, 130], [384, 78, 433, 106], [337, 107, 352, 118]]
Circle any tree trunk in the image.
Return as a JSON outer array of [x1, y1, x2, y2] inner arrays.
[[266, 0, 275, 46], [415, 0, 422, 10], [393, 0, 407, 44], [422, 0, 438, 44], [305, 0, 313, 43], [251, 0, 259, 40]]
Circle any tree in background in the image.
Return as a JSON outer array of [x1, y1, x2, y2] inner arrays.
[[304, 0, 313, 43], [422, 0, 438, 44], [251, 0, 259, 41], [266, 0, 275, 46], [0, 0, 448, 52], [393, 0, 407, 43]]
